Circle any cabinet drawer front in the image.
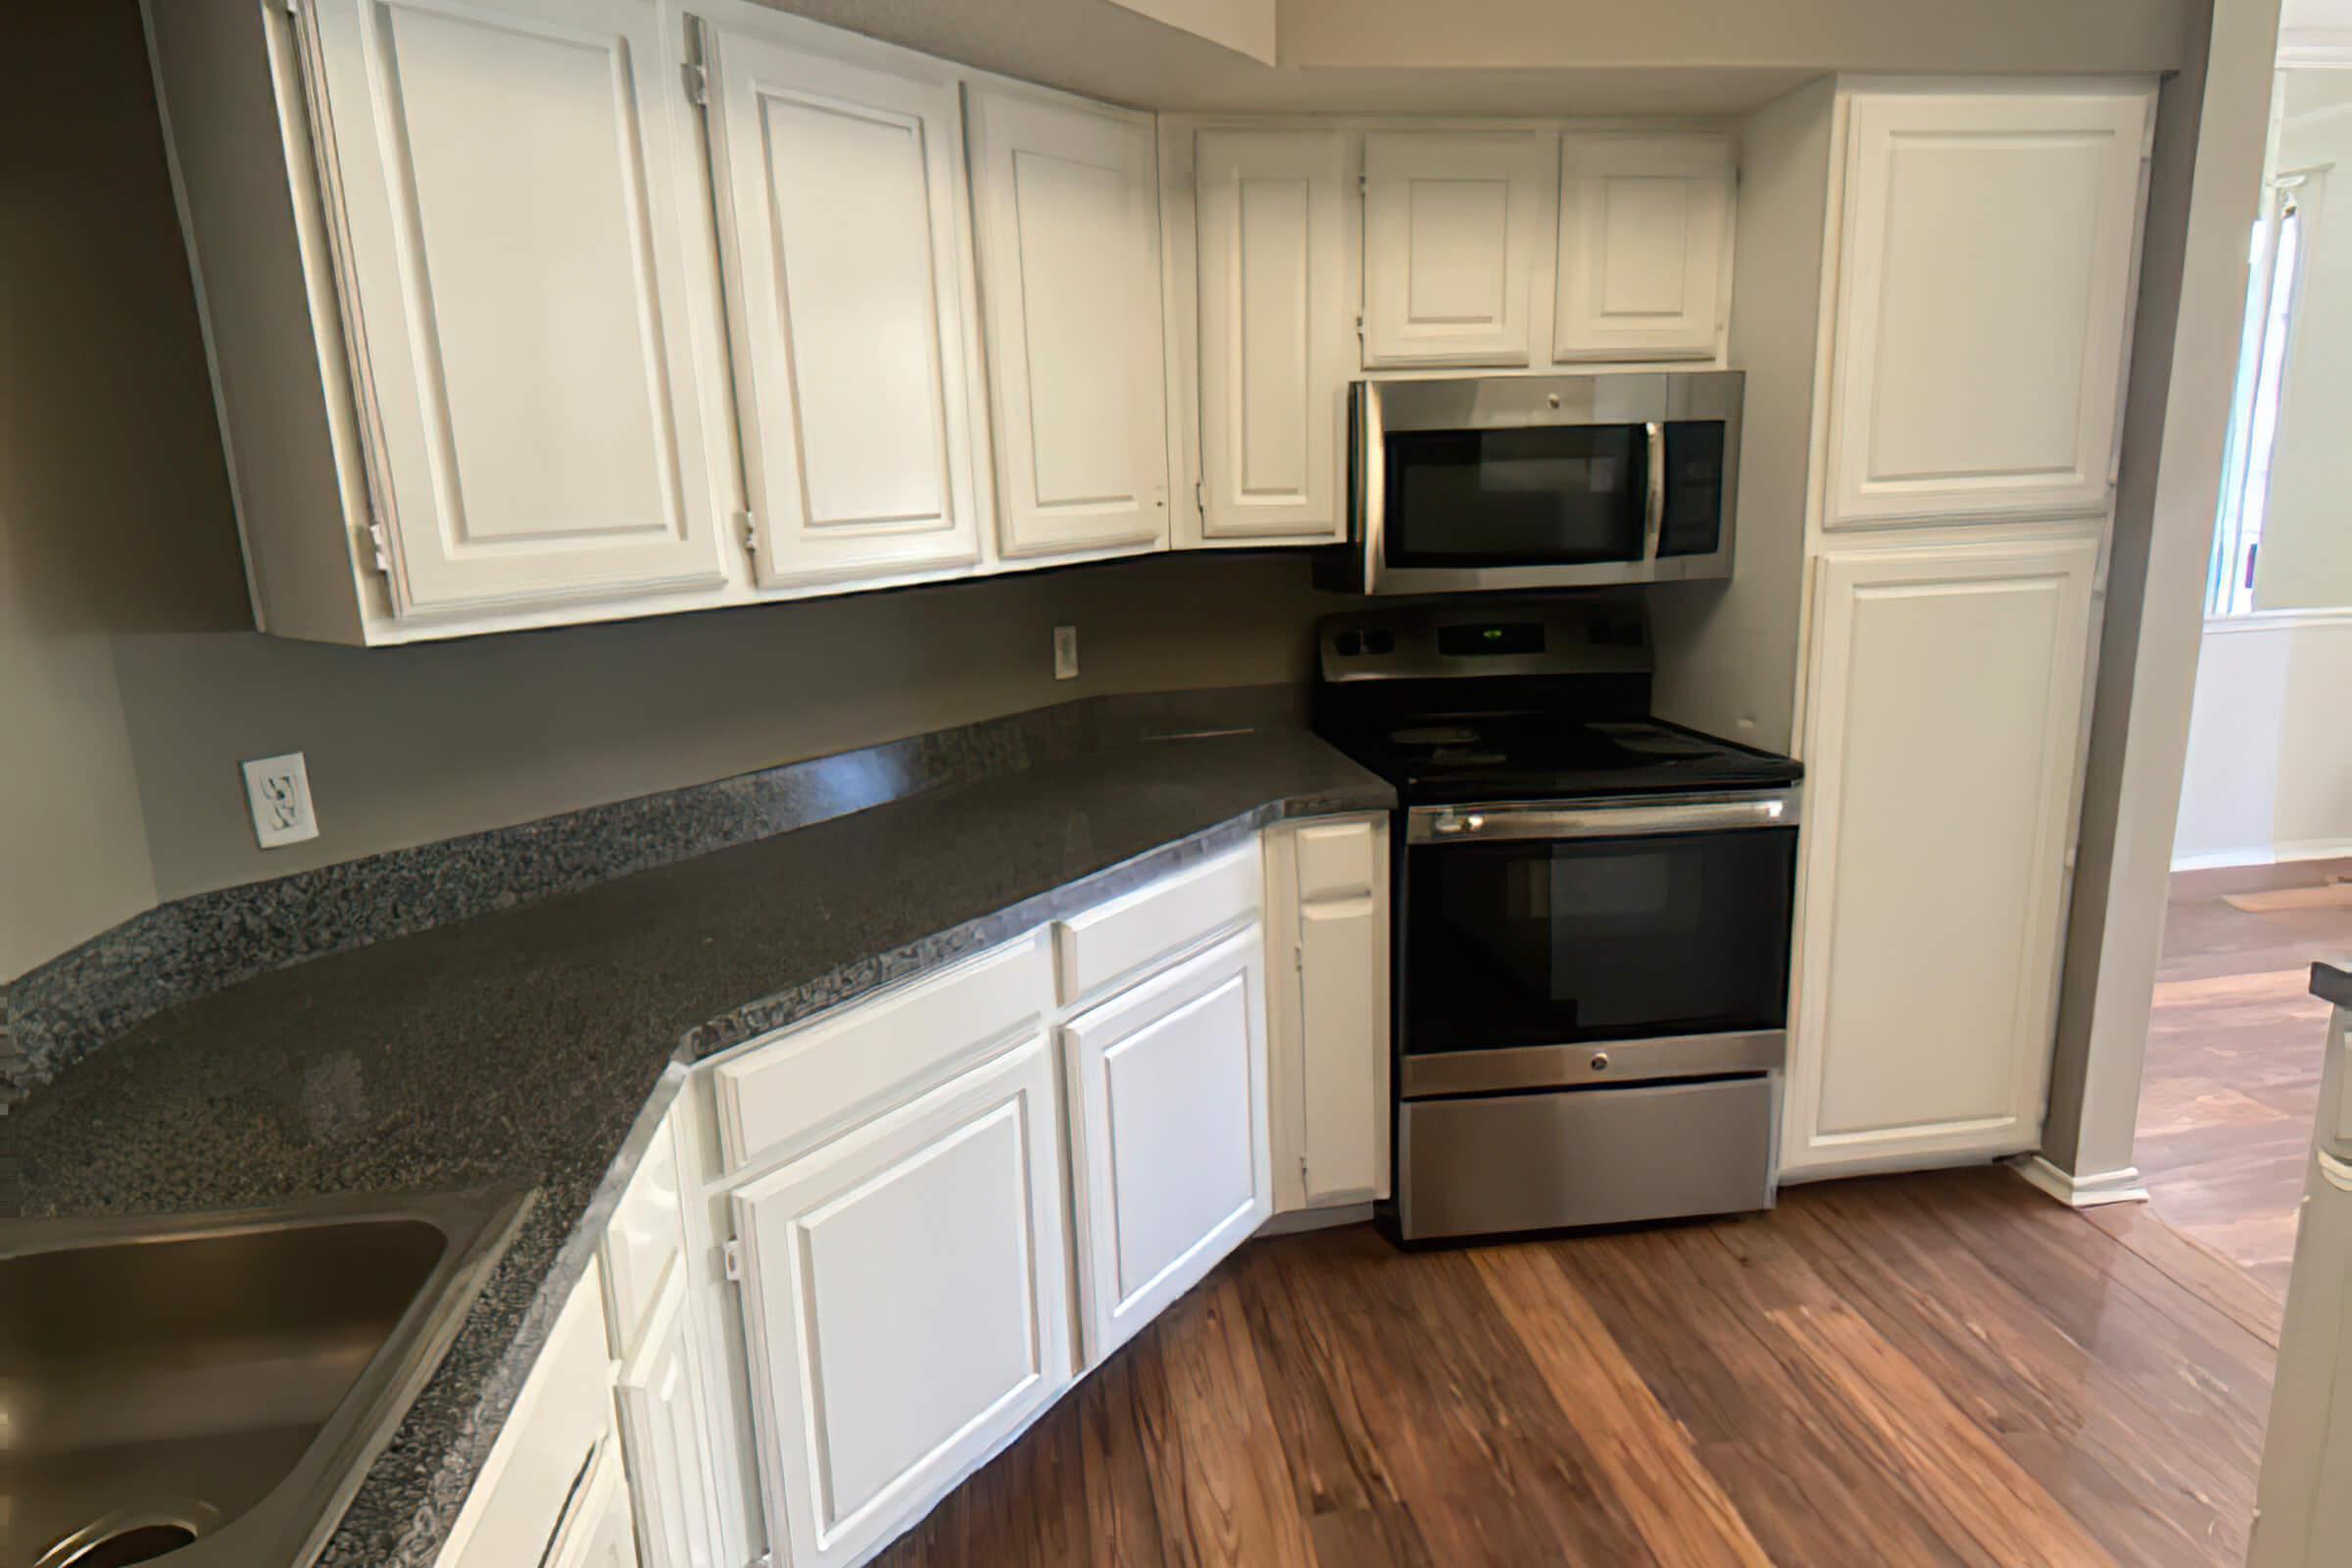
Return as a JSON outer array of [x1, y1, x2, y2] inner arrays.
[[730, 1038, 1072, 1567], [1054, 841, 1261, 1005], [601, 1118, 683, 1359], [449, 1260, 614, 1568], [712, 932, 1050, 1173], [1062, 925, 1271, 1362]]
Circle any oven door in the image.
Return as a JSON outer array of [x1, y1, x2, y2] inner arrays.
[[1399, 792, 1797, 1097], [1347, 372, 1741, 596]]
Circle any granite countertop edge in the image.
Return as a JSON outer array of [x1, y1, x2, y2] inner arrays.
[[2314, 959, 2352, 1010], [6, 736, 1392, 1568]]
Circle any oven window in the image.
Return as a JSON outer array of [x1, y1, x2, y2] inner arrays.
[[1383, 424, 1648, 566], [1404, 827, 1795, 1053]]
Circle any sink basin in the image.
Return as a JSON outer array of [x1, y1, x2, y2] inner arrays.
[[0, 1188, 530, 1568]]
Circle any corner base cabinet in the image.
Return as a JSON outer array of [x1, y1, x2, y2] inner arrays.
[[1783, 537, 2098, 1176]]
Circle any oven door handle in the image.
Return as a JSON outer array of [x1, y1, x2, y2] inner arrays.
[[1408, 789, 1800, 844], [1642, 419, 1666, 560]]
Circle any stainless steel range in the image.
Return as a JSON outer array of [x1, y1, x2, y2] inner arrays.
[[1312, 600, 1802, 1243]]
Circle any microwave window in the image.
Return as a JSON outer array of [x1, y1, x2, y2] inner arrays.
[[1383, 425, 1648, 567]]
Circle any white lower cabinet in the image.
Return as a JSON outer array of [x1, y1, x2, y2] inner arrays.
[[728, 1035, 1073, 1568], [1061, 925, 1273, 1362], [614, 1272, 724, 1568], [1265, 816, 1390, 1212], [1784, 537, 2099, 1176]]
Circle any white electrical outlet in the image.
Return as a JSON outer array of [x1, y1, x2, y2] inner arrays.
[[242, 752, 319, 849], [1053, 624, 1079, 681]]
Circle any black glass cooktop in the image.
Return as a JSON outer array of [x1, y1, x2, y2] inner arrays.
[[1320, 712, 1802, 805]]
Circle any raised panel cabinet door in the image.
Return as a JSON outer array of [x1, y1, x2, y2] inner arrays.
[[965, 86, 1170, 559], [1553, 133, 1732, 362], [1361, 129, 1548, 368], [614, 1272, 722, 1568], [1784, 537, 2098, 1175], [1194, 128, 1351, 543], [1825, 91, 2152, 527], [294, 0, 728, 616], [728, 1036, 1073, 1568], [1061, 925, 1272, 1363], [698, 25, 984, 587]]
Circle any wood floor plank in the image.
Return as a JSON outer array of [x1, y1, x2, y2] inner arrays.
[[1472, 1241, 1772, 1568], [1275, 1226, 1653, 1566], [1550, 1221, 1981, 1567], [1225, 1240, 1436, 1567], [2082, 1199, 2284, 1348], [1781, 1180, 2254, 1564], [1077, 1347, 1176, 1568], [1128, 1274, 1317, 1568]]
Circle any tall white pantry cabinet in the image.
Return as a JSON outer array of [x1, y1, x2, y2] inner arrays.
[[1777, 84, 2156, 1179]]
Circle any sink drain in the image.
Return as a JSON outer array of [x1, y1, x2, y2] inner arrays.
[[34, 1503, 220, 1568]]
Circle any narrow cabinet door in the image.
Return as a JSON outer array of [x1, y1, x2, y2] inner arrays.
[[729, 1037, 1072, 1568], [1785, 537, 2098, 1176], [1291, 820, 1388, 1206], [1061, 926, 1271, 1364], [1361, 130, 1548, 368], [1553, 133, 1732, 362], [294, 0, 728, 616], [1825, 91, 2152, 526], [965, 86, 1170, 559], [613, 1273, 721, 1568], [1194, 128, 1351, 543], [698, 25, 984, 586]]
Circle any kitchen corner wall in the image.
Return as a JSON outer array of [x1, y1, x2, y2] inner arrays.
[[0, 0, 1350, 973]]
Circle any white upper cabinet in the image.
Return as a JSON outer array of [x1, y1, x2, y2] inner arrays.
[[1785, 537, 2098, 1176], [729, 1036, 1072, 1568], [965, 86, 1171, 560], [295, 0, 728, 616], [1553, 133, 1732, 362], [697, 23, 985, 587], [1361, 129, 1549, 368], [1192, 128, 1352, 544], [1824, 90, 2152, 528]]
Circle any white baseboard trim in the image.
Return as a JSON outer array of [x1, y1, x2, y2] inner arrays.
[[2005, 1153, 2150, 1208], [2173, 838, 2352, 873]]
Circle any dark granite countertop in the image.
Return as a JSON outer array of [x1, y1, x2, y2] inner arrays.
[[6, 725, 1390, 1568], [2314, 960, 2352, 1010]]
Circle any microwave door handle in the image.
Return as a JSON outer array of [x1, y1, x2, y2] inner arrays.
[[1642, 420, 1666, 560]]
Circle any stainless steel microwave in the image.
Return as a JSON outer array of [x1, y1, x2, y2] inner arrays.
[[1320, 371, 1743, 596]]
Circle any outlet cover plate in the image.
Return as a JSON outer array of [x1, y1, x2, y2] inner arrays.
[[242, 752, 319, 849], [1054, 624, 1078, 681]]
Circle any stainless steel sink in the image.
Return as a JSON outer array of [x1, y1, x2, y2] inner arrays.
[[1, 1187, 530, 1568]]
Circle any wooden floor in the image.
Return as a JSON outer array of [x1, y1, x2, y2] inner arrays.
[[875, 1167, 2275, 1567], [2136, 857, 2352, 1298]]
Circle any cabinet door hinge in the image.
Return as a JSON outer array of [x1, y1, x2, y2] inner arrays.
[[363, 520, 392, 578], [682, 61, 710, 106], [1353, 313, 1365, 344], [1356, 172, 1367, 196], [722, 1239, 745, 1281], [1194, 479, 1206, 517], [1293, 943, 1303, 974], [731, 509, 757, 553], [1298, 1153, 1310, 1185]]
